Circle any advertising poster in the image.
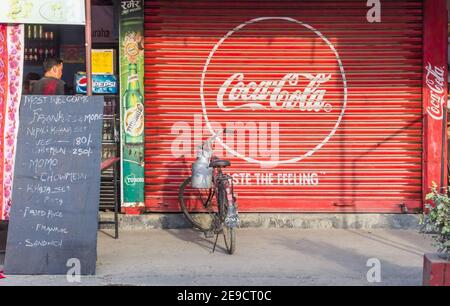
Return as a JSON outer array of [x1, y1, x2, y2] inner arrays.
[[119, 0, 145, 210]]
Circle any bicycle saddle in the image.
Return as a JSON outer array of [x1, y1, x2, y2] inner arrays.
[[210, 159, 231, 168]]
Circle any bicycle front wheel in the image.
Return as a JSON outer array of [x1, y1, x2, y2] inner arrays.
[[223, 226, 236, 254], [217, 180, 236, 254], [178, 176, 217, 232]]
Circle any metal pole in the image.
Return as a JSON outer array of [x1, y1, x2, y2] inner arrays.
[[114, 159, 119, 239], [85, 0, 92, 96]]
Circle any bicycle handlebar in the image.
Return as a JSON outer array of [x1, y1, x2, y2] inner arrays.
[[197, 129, 232, 159], [203, 129, 227, 150]]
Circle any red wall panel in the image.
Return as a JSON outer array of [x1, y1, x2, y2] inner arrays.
[[422, 0, 448, 202], [144, 0, 424, 213]]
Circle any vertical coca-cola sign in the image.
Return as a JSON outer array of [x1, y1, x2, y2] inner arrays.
[[425, 63, 446, 120], [423, 0, 448, 197]]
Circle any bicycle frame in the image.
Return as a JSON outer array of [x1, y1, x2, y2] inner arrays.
[[179, 129, 239, 254], [195, 153, 239, 229]]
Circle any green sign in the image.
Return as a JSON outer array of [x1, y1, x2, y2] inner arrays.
[[0, 0, 85, 25], [120, 0, 145, 209]]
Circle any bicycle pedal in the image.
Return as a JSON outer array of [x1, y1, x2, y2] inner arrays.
[[204, 231, 215, 238]]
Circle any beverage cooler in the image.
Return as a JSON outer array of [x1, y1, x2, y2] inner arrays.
[[75, 56, 120, 211]]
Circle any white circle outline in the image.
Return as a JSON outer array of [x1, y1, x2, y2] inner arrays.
[[200, 17, 347, 166]]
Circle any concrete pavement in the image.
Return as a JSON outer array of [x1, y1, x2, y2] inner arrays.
[[0, 229, 434, 286]]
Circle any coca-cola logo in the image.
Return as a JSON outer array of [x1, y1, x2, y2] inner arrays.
[[426, 63, 446, 120], [217, 73, 333, 112], [200, 17, 347, 166]]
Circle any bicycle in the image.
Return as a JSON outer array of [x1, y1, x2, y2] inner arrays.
[[178, 129, 239, 254]]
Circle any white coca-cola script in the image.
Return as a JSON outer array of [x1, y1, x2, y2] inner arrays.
[[217, 73, 333, 112], [426, 63, 447, 120]]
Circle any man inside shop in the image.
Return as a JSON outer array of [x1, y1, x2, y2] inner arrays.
[[31, 57, 65, 95]]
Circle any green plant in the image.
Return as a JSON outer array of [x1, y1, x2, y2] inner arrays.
[[420, 183, 450, 260]]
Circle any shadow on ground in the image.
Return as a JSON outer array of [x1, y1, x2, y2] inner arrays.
[[344, 230, 431, 256], [270, 231, 427, 286], [164, 228, 231, 255]]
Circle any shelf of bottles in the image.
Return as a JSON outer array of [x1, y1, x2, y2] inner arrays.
[[100, 95, 120, 211], [102, 95, 120, 162], [24, 25, 58, 65]]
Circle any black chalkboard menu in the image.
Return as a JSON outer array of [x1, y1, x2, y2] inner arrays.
[[4, 95, 104, 275]]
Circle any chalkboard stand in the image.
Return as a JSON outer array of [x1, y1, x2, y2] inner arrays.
[[5, 95, 104, 275]]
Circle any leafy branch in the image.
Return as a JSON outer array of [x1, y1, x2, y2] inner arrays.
[[420, 182, 450, 260]]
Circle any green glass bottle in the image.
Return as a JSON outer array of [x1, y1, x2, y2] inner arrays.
[[123, 63, 144, 145]]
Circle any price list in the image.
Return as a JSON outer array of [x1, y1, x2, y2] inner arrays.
[[5, 95, 104, 275]]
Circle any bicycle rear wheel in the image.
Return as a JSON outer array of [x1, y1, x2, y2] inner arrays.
[[178, 176, 217, 232]]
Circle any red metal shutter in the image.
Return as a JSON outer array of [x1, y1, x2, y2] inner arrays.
[[144, 0, 423, 213]]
